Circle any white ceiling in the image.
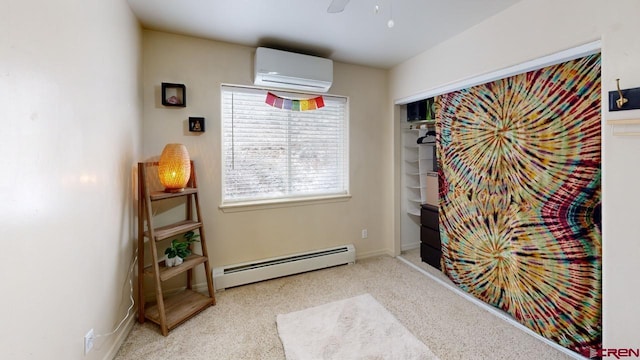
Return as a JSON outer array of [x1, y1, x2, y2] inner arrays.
[[127, 0, 521, 69]]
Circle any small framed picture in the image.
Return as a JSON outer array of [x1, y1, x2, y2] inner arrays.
[[189, 117, 205, 132], [162, 83, 186, 107]]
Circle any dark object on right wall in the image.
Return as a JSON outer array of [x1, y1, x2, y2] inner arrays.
[[608, 86, 640, 111], [189, 117, 205, 133], [162, 82, 187, 107]]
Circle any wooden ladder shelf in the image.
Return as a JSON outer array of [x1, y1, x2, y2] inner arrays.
[[137, 161, 215, 336]]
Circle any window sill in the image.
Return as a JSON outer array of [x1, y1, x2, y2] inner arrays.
[[219, 194, 352, 213]]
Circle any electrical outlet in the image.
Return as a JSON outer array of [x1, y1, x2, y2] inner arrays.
[[84, 328, 95, 355], [361, 229, 368, 239]]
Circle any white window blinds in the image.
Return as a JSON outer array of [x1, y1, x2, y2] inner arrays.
[[221, 85, 349, 204]]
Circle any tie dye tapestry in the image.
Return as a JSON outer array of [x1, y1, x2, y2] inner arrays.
[[435, 53, 601, 355]]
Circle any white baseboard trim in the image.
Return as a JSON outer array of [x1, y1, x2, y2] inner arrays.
[[356, 248, 394, 260], [208, 248, 393, 294], [396, 255, 586, 360], [401, 241, 420, 252], [101, 311, 136, 360]]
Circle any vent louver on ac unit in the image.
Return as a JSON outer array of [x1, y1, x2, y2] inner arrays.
[[254, 47, 333, 93]]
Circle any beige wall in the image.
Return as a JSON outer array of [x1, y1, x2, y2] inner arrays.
[[391, 0, 640, 349], [0, 1, 142, 359], [142, 31, 393, 271]]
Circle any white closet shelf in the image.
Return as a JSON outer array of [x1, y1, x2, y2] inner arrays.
[[607, 118, 640, 125], [404, 119, 437, 130], [407, 209, 420, 216], [607, 118, 640, 136]]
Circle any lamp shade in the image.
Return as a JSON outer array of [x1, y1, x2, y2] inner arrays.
[[158, 143, 191, 192]]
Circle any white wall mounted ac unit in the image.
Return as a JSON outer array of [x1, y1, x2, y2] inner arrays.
[[254, 47, 333, 93]]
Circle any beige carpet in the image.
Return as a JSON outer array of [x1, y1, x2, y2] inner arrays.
[[114, 253, 574, 360], [277, 293, 438, 360]]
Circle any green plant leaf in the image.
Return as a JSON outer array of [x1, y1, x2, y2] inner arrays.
[[177, 249, 190, 258], [165, 231, 200, 260], [183, 231, 200, 243]]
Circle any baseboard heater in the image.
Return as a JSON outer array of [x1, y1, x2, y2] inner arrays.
[[212, 244, 356, 291]]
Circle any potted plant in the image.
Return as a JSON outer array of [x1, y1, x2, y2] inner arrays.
[[164, 231, 200, 267]]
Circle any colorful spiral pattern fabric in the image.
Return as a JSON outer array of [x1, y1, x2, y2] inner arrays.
[[436, 54, 601, 354]]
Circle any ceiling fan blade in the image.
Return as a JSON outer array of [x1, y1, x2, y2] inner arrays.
[[327, 0, 350, 13]]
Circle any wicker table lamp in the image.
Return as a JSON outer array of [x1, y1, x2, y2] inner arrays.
[[158, 143, 191, 192]]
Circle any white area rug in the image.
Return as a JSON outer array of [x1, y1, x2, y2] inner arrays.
[[276, 293, 439, 360]]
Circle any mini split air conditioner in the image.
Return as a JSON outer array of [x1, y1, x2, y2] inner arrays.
[[254, 47, 333, 92]]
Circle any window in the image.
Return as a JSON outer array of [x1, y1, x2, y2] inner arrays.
[[221, 85, 349, 205]]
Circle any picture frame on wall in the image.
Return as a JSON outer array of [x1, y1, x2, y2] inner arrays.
[[162, 82, 186, 107], [189, 117, 205, 132]]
